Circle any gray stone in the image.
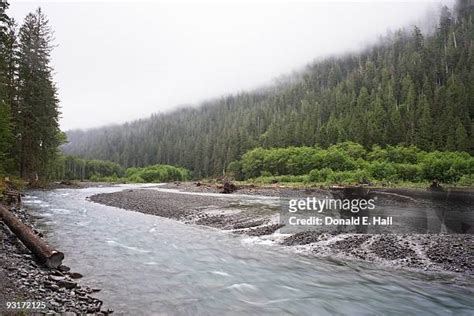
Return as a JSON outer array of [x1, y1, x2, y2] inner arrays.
[[58, 265, 71, 272], [49, 275, 65, 282], [68, 272, 83, 279], [58, 279, 77, 289]]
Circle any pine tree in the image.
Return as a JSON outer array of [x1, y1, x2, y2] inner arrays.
[[16, 8, 62, 180], [383, 84, 404, 145], [400, 75, 417, 144], [367, 93, 386, 146], [0, 0, 12, 174], [455, 121, 469, 152], [348, 87, 370, 146], [417, 94, 433, 151]]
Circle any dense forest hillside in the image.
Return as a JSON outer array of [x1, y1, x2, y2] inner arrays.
[[63, 1, 474, 178]]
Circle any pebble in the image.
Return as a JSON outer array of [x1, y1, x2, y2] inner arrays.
[[58, 265, 71, 272], [49, 275, 65, 282], [0, 206, 107, 314], [58, 279, 78, 289], [68, 272, 83, 279]]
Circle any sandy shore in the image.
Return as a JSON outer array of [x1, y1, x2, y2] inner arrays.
[[0, 206, 112, 315], [89, 182, 473, 277]]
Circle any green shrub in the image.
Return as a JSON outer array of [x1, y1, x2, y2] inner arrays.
[[235, 143, 473, 186], [241, 147, 266, 178], [367, 145, 388, 161], [227, 161, 244, 180], [126, 174, 145, 183], [125, 164, 190, 183], [367, 161, 397, 180], [458, 174, 474, 186], [328, 142, 367, 159], [125, 167, 140, 178], [350, 169, 372, 184], [420, 152, 473, 183], [260, 170, 273, 177], [394, 163, 422, 182], [309, 168, 333, 182], [323, 150, 357, 171], [386, 145, 422, 164], [85, 159, 124, 179], [327, 170, 371, 185]]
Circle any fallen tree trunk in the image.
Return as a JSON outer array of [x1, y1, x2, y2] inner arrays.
[[0, 204, 64, 268]]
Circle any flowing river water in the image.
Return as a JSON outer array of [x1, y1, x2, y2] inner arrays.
[[22, 184, 473, 315]]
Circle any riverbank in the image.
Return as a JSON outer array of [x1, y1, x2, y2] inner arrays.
[[39, 180, 115, 190], [0, 205, 111, 315], [89, 182, 473, 277]]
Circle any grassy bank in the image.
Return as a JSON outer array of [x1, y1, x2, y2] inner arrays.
[[234, 179, 474, 190]]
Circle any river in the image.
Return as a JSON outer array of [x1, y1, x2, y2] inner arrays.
[[22, 184, 474, 315]]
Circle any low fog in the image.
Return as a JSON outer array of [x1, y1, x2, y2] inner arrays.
[[9, 0, 453, 130]]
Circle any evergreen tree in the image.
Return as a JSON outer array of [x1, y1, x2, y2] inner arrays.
[[16, 8, 62, 180], [400, 75, 417, 144], [455, 120, 470, 152], [367, 93, 386, 146], [0, 0, 12, 174], [417, 94, 433, 151]]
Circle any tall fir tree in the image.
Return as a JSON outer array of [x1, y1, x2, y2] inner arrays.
[[16, 8, 62, 180], [417, 94, 433, 151], [0, 0, 12, 174], [455, 120, 469, 152]]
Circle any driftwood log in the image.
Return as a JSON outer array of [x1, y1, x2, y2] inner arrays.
[[221, 180, 237, 194], [0, 204, 64, 268]]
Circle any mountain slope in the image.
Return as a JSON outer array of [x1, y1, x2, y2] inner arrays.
[[63, 1, 474, 178]]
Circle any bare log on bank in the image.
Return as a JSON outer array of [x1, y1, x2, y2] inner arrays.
[[0, 204, 64, 268]]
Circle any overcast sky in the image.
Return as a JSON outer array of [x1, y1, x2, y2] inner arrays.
[[9, 0, 453, 130]]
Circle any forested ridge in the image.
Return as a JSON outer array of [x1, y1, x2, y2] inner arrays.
[[0, 1, 63, 181], [63, 1, 474, 179]]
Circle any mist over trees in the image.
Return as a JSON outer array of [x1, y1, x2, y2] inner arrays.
[[63, 1, 474, 179], [0, 2, 63, 180]]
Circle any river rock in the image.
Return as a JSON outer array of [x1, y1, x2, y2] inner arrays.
[[58, 265, 71, 272], [44, 283, 60, 291], [58, 279, 77, 289], [49, 275, 65, 282], [68, 272, 83, 279], [51, 269, 65, 276]]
